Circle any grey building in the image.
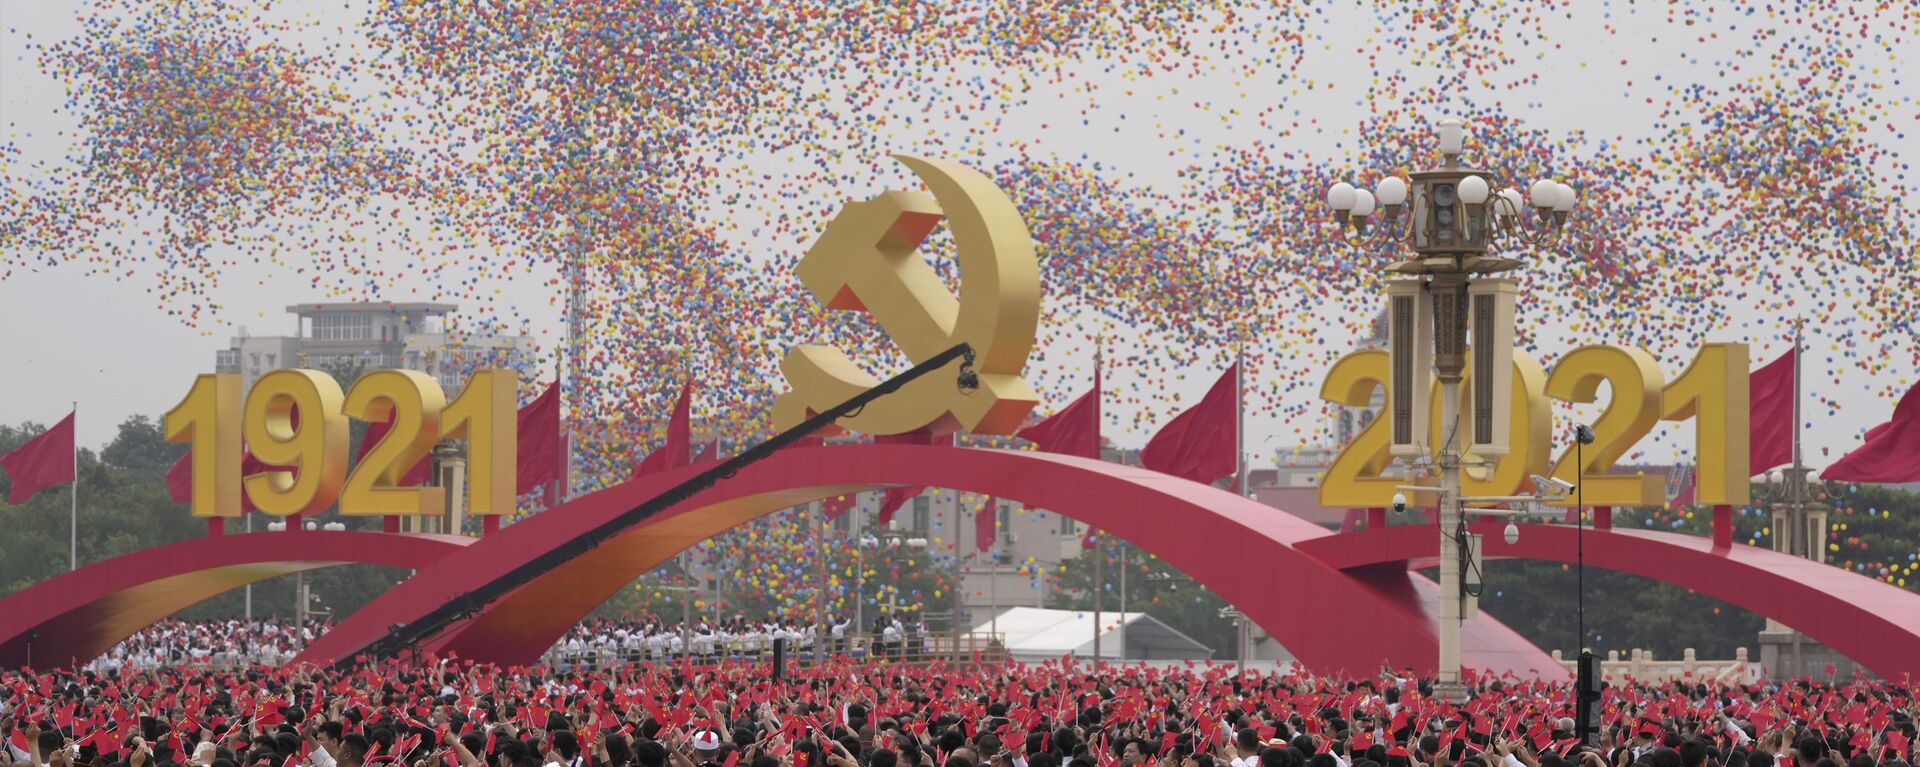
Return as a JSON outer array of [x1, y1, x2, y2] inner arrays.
[[213, 302, 536, 533], [215, 302, 534, 393]]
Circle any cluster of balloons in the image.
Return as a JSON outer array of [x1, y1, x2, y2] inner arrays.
[[3, 0, 1916, 555]]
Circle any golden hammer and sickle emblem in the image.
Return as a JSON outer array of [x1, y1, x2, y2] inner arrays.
[[773, 154, 1041, 436]]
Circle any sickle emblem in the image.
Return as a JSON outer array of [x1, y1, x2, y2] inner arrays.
[[773, 154, 1040, 436]]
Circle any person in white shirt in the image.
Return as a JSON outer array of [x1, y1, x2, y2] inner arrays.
[[830, 617, 852, 655], [881, 620, 902, 660]]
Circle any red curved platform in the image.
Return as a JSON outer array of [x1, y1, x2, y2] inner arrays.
[[23, 443, 1920, 680], [0, 530, 472, 669], [295, 444, 1562, 677], [1297, 522, 1920, 681]]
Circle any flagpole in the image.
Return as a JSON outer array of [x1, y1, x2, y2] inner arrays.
[[1792, 317, 1803, 470], [989, 513, 999, 646], [1090, 332, 1103, 665], [556, 345, 570, 506], [1117, 540, 1127, 662], [1235, 330, 1246, 498], [70, 402, 78, 571], [1782, 316, 1805, 563]]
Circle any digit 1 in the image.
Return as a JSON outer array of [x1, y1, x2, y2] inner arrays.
[[1660, 343, 1751, 506], [162, 374, 243, 517], [442, 368, 518, 517]]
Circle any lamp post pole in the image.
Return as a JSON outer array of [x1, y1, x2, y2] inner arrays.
[[1761, 321, 1822, 675], [1329, 117, 1577, 700], [1091, 532, 1102, 663], [1219, 606, 1246, 674], [1433, 298, 1467, 699]]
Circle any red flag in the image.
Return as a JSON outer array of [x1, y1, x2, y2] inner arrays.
[[358, 413, 433, 486], [1749, 348, 1795, 476], [975, 496, 998, 553], [1018, 374, 1101, 459], [167, 450, 193, 505], [1140, 365, 1237, 485], [240, 405, 298, 484], [1826, 383, 1920, 483], [870, 431, 948, 524], [630, 382, 693, 480], [822, 493, 859, 520], [515, 382, 561, 494], [877, 486, 926, 526], [239, 448, 272, 514], [1670, 466, 1696, 509], [2, 410, 75, 504]]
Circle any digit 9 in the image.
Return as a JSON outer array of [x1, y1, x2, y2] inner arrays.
[[242, 369, 349, 516]]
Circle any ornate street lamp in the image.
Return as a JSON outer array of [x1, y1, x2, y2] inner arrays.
[[1327, 117, 1578, 702]]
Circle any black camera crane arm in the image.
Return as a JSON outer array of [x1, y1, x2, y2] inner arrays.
[[341, 342, 980, 667]]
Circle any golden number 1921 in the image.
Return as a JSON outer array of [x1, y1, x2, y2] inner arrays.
[[163, 368, 519, 518]]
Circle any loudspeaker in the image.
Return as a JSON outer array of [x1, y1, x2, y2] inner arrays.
[[1386, 280, 1433, 459], [1576, 651, 1602, 745], [772, 637, 788, 681], [1466, 280, 1519, 457]]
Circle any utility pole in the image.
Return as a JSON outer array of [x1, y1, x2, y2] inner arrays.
[[951, 488, 963, 662], [295, 570, 308, 628], [1117, 541, 1128, 662], [988, 507, 999, 644], [1219, 606, 1247, 674], [854, 502, 864, 654], [815, 500, 827, 660], [1092, 532, 1103, 663], [244, 513, 253, 622]]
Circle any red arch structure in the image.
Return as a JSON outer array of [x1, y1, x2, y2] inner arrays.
[[0, 530, 471, 669], [19, 443, 1920, 679], [1299, 522, 1920, 681], [295, 444, 1561, 677]]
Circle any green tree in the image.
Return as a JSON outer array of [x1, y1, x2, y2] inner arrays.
[[1464, 481, 1920, 661], [594, 537, 958, 631], [1054, 540, 1235, 657], [1469, 562, 1765, 660], [0, 416, 406, 623]]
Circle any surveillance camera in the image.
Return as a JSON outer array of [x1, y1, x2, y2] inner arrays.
[[1392, 492, 1408, 513], [1531, 474, 1575, 496], [1574, 424, 1596, 445]]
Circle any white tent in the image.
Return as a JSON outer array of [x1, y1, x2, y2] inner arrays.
[[973, 607, 1213, 662]]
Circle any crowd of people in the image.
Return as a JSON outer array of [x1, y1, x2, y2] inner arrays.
[[87, 621, 333, 671], [92, 618, 942, 672], [1, 656, 1916, 767], [549, 618, 937, 666]]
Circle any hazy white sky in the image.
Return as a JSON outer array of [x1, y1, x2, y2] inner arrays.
[[2, 0, 1915, 475]]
